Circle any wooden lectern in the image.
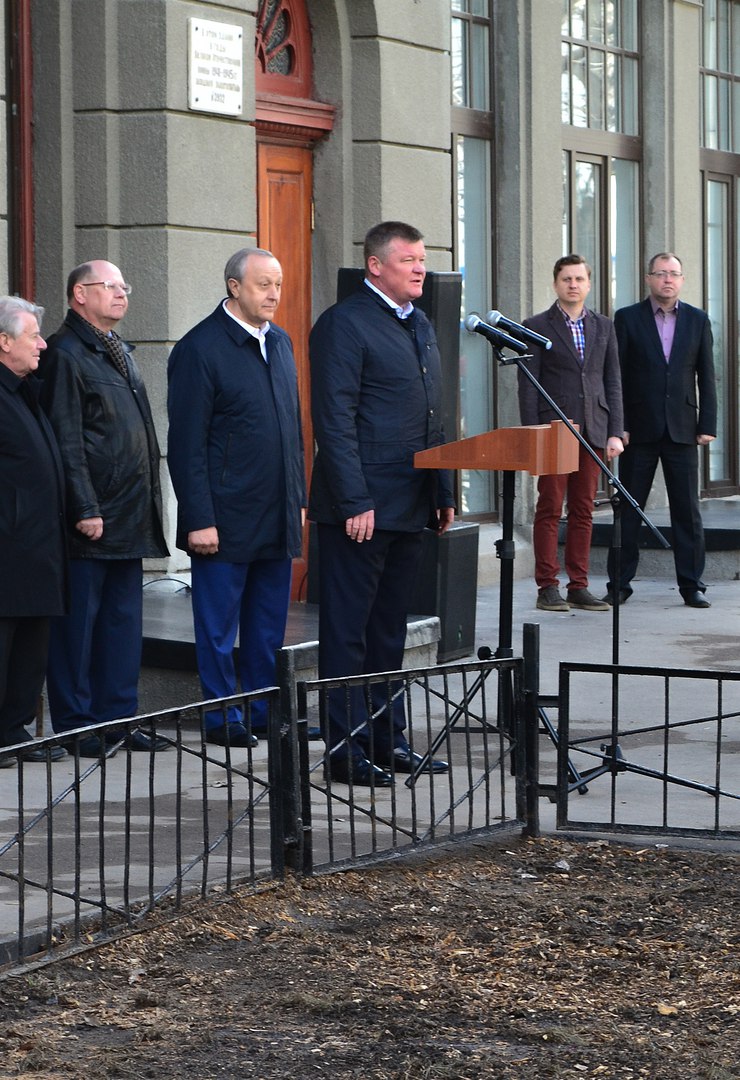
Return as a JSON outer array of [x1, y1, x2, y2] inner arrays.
[[413, 419, 579, 476], [414, 420, 579, 661]]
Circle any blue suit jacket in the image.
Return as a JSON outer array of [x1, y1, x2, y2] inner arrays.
[[615, 298, 717, 444], [167, 303, 305, 562], [308, 285, 455, 531]]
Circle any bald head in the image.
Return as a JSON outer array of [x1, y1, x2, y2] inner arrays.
[[68, 260, 130, 331]]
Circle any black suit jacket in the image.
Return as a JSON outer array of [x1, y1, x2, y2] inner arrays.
[[308, 285, 455, 531], [518, 302, 623, 448], [615, 298, 717, 444]]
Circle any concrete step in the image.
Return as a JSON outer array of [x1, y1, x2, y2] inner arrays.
[[585, 496, 740, 581], [141, 583, 441, 676]]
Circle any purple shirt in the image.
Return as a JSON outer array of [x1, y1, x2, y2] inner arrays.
[[651, 298, 679, 362]]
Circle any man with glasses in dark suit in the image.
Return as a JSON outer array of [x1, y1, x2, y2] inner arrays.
[[605, 252, 717, 608]]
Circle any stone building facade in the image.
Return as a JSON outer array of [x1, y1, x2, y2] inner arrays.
[[0, 1, 734, 580]]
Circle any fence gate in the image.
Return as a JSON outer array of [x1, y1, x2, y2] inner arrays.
[[548, 661, 740, 839]]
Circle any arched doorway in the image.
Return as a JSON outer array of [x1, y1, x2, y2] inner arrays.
[[255, 0, 334, 599]]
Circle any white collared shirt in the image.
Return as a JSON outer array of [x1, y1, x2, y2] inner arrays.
[[222, 299, 269, 361], [363, 278, 415, 320]]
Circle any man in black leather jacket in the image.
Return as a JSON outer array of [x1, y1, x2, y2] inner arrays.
[[39, 260, 169, 756]]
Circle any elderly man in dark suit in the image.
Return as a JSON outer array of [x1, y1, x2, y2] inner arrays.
[[605, 253, 717, 608], [518, 254, 624, 612], [309, 221, 455, 787], [168, 248, 305, 748], [0, 296, 67, 765]]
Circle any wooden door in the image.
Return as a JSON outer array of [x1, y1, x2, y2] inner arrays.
[[257, 143, 313, 599]]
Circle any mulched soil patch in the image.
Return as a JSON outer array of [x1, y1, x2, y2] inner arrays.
[[0, 835, 738, 1079]]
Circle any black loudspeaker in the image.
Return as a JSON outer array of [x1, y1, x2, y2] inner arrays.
[[308, 522, 479, 662], [407, 523, 479, 662], [336, 268, 462, 444]]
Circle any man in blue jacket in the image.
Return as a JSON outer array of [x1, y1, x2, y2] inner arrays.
[[309, 221, 455, 786], [167, 249, 305, 748]]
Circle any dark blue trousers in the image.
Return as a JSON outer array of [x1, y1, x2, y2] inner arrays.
[[47, 559, 143, 733], [317, 524, 423, 764], [190, 557, 292, 731]]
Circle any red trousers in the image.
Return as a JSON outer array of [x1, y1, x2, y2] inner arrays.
[[533, 443, 602, 591]]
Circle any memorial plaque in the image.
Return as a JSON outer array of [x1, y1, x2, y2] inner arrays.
[[188, 18, 243, 116]]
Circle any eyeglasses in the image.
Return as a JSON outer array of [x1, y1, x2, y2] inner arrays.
[[80, 280, 133, 295], [649, 271, 683, 279]]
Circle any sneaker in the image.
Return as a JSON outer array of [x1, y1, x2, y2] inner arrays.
[[568, 588, 610, 611], [536, 586, 570, 611]]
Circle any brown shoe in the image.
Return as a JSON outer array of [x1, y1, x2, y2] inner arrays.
[[536, 586, 570, 611]]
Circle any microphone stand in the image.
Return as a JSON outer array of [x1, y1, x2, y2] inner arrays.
[[491, 342, 670, 791], [503, 346, 669, 647]]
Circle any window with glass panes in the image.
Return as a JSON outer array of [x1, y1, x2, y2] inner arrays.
[[701, 0, 740, 493], [561, 0, 641, 314], [452, 0, 496, 517]]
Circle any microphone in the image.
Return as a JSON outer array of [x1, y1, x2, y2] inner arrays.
[[463, 313, 529, 356], [485, 310, 553, 351]]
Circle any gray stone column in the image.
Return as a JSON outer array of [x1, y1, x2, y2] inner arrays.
[[642, 0, 703, 302], [32, 0, 261, 567]]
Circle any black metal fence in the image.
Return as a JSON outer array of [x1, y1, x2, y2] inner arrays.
[[5, 644, 738, 974], [551, 661, 740, 838], [0, 656, 528, 972], [291, 657, 531, 873], [0, 691, 282, 969]]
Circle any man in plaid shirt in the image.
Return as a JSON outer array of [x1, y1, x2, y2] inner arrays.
[[517, 254, 624, 612]]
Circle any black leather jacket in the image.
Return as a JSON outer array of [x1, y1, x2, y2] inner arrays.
[[39, 310, 168, 560]]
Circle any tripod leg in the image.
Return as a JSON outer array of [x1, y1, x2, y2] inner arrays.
[[538, 705, 589, 794]]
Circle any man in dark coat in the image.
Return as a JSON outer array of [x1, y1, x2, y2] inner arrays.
[[40, 261, 170, 756], [518, 254, 624, 612], [167, 248, 305, 748], [605, 252, 717, 608], [309, 221, 455, 786], [0, 296, 67, 765]]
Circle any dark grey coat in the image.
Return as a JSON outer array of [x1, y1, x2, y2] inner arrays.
[[39, 310, 168, 560], [518, 302, 624, 448]]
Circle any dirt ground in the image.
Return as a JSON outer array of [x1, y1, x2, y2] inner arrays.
[[0, 835, 738, 1080]]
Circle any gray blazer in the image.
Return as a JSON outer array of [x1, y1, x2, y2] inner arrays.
[[518, 302, 624, 449]]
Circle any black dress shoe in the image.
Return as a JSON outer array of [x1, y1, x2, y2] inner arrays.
[[62, 734, 117, 758], [1, 741, 68, 763], [326, 757, 393, 787], [682, 590, 711, 608], [602, 588, 631, 606], [206, 723, 258, 748], [383, 748, 450, 774], [111, 730, 171, 752], [19, 743, 68, 762]]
